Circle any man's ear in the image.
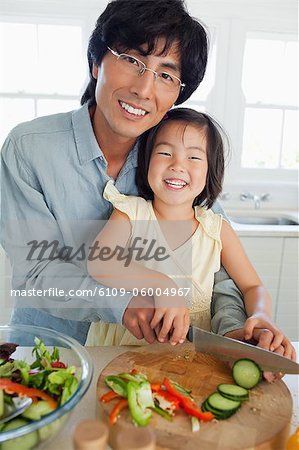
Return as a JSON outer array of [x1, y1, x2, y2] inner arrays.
[[92, 64, 99, 79]]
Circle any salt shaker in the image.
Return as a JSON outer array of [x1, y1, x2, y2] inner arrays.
[[73, 419, 109, 450]]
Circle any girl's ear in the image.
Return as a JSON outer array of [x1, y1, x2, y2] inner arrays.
[[92, 64, 99, 79]]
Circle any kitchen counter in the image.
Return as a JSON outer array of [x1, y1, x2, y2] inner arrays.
[[46, 343, 299, 450]]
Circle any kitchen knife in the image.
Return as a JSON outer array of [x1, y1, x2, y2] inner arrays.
[[188, 326, 299, 374]]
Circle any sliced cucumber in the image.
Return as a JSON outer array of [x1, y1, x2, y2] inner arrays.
[[207, 392, 241, 412], [202, 400, 236, 420], [232, 359, 262, 389], [22, 400, 53, 421], [1, 418, 39, 450], [217, 384, 249, 401]]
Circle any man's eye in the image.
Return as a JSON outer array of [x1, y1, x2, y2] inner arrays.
[[122, 55, 139, 66], [160, 72, 175, 83]]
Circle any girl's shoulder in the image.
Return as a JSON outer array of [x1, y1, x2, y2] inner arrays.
[[194, 206, 223, 241], [103, 180, 149, 220]]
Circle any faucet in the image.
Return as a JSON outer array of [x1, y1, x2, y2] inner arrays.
[[240, 192, 270, 209]]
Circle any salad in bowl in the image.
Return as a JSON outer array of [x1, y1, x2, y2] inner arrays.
[[0, 325, 93, 449]]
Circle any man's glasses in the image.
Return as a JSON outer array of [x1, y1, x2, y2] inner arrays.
[[107, 47, 185, 93]]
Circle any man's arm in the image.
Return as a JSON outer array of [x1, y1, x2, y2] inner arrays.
[[1, 135, 131, 324], [210, 200, 247, 336]]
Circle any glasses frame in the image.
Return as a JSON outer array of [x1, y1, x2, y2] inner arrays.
[[107, 47, 186, 90]]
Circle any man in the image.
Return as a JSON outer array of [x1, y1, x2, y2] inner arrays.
[[1, 0, 249, 346]]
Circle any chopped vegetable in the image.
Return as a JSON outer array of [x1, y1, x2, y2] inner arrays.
[[0, 337, 80, 447], [127, 381, 154, 427], [232, 359, 262, 389], [109, 398, 128, 425], [103, 357, 263, 428], [191, 416, 200, 432], [100, 390, 121, 403], [118, 371, 148, 383], [151, 405, 173, 421], [163, 378, 214, 422], [153, 389, 180, 415], [217, 384, 249, 402], [0, 343, 18, 365], [0, 378, 57, 410], [150, 383, 161, 392], [105, 376, 128, 397]]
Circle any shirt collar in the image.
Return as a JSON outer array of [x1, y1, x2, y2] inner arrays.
[[72, 104, 105, 165], [72, 104, 138, 168]]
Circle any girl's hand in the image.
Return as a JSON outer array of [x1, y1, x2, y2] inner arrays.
[[150, 307, 190, 345], [244, 312, 284, 351], [251, 328, 297, 382]]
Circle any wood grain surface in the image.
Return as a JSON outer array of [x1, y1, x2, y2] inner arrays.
[[96, 343, 292, 450]]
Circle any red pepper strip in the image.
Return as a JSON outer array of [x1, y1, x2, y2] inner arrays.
[[109, 398, 128, 425], [154, 390, 180, 411], [51, 361, 67, 369], [163, 378, 214, 422], [130, 369, 138, 374], [150, 383, 161, 392], [181, 396, 214, 421], [100, 390, 121, 403], [0, 378, 57, 410]]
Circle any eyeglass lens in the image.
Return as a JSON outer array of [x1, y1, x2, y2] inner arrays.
[[117, 54, 182, 91]]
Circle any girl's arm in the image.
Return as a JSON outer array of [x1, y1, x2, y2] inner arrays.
[[220, 220, 285, 346], [87, 208, 176, 291], [221, 220, 296, 365], [220, 219, 271, 316]]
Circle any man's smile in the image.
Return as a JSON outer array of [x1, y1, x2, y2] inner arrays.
[[118, 100, 149, 117]]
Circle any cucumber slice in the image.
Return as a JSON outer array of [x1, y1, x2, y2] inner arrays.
[[2, 418, 39, 450], [207, 392, 241, 412], [232, 359, 262, 389], [22, 400, 53, 421], [202, 400, 236, 420], [217, 384, 249, 401]]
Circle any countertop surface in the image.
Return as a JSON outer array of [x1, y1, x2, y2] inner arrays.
[[46, 343, 299, 450]]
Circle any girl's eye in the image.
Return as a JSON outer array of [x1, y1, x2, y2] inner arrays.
[[189, 156, 202, 160], [157, 151, 171, 156]]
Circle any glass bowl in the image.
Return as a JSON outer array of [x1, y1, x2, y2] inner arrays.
[[0, 324, 93, 449]]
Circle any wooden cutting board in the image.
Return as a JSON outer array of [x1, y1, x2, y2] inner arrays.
[[96, 343, 292, 450]]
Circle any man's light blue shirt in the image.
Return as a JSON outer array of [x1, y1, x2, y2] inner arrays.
[[1, 104, 246, 344], [1, 104, 141, 342]]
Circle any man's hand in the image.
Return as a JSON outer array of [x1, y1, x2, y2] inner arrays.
[[122, 294, 156, 343]]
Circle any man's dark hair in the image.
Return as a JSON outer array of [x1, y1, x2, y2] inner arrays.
[[81, 0, 208, 106], [136, 108, 228, 209]]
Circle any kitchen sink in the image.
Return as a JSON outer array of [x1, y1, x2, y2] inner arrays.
[[230, 216, 299, 226]]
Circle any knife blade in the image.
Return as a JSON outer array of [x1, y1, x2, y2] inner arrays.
[[188, 327, 299, 374]]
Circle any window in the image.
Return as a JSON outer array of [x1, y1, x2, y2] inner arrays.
[[184, 27, 217, 113], [0, 20, 86, 145], [241, 33, 298, 170]]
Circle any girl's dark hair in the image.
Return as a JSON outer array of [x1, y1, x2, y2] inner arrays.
[[136, 108, 228, 209], [81, 0, 208, 106]]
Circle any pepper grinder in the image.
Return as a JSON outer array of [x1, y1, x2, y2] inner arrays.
[[73, 419, 109, 450]]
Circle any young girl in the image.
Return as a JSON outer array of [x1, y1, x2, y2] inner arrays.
[[86, 108, 295, 362]]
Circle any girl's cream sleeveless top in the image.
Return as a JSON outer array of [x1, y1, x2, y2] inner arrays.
[[86, 181, 222, 346]]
